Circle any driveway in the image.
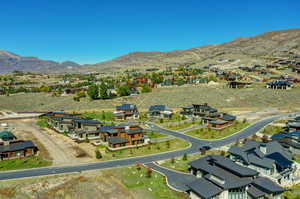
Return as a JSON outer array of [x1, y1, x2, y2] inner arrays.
[[145, 162, 197, 192]]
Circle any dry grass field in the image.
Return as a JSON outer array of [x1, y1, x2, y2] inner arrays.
[[0, 167, 188, 199], [0, 85, 300, 112]]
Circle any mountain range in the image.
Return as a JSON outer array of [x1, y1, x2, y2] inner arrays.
[[0, 51, 81, 73], [1, 28, 300, 74]]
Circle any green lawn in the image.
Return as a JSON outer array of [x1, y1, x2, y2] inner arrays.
[[160, 150, 226, 173], [82, 111, 115, 121], [164, 120, 202, 130], [0, 156, 51, 171], [156, 113, 188, 124], [36, 119, 50, 128], [104, 166, 188, 199], [185, 122, 250, 140], [101, 138, 189, 161], [261, 125, 284, 135], [144, 131, 168, 139], [283, 185, 300, 199]]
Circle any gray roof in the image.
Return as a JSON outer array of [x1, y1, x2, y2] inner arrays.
[[0, 141, 36, 153], [221, 113, 236, 121], [108, 137, 128, 145], [228, 140, 292, 170], [149, 105, 171, 112], [247, 185, 267, 198], [188, 155, 258, 190], [209, 120, 228, 125], [187, 178, 222, 199], [252, 177, 286, 194], [116, 104, 137, 110], [74, 119, 103, 125], [189, 155, 258, 178]]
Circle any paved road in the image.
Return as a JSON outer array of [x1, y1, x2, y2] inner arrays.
[[145, 162, 197, 192], [0, 113, 298, 181]]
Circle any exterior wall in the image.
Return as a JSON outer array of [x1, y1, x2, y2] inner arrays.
[[190, 191, 202, 199], [0, 148, 35, 161]]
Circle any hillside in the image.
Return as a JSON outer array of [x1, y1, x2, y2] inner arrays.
[[1, 28, 300, 73], [0, 51, 81, 73], [82, 28, 300, 72]]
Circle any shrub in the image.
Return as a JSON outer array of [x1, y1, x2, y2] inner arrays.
[[95, 149, 102, 159], [182, 153, 188, 161]]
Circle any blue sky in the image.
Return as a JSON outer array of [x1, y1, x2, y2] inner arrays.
[[1, 0, 300, 64]]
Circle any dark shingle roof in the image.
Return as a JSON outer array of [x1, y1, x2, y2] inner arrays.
[[209, 120, 228, 125], [188, 155, 258, 190], [149, 105, 167, 112], [99, 125, 118, 134], [108, 137, 128, 145], [0, 141, 36, 153], [247, 185, 267, 198], [265, 152, 293, 169], [74, 119, 103, 125], [187, 178, 222, 199], [251, 177, 286, 194], [116, 104, 137, 110], [221, 114, 236, 121]]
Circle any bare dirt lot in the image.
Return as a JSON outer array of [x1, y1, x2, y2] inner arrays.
[[0, 171, 135, 199], [8, 119, 95, 165]]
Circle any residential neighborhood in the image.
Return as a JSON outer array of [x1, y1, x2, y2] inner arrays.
[[1, 1, 300, 198]]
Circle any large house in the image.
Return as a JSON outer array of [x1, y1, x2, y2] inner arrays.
[[69, 119, 103, 141], [266, 80, 293, 90], [50, 116, 81, 133], [48, 114, 104, 141], [227, 81, 252, 89], [0, 140, 38, 161], [181, 103, 236, 130], [286, 117, 300, 131], [99, 122, 145, 149], [114, 104, 139, 120], [148, 105, 173, 119], [271, 131, 300, 154], [187, 155, 285, 199], [228, 140, 296, 185]]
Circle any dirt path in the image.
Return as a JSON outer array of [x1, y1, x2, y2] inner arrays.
[[8, 119, 94, 165]]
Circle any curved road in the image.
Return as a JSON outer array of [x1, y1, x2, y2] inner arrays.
[[0, 113, 298, 181]]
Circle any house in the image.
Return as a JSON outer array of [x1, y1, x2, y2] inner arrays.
[[114, 104, 139, 120], [0, 140, 38, 161], [50, 116, 81, 133], [227, 81, 252, 89], [148, 105, 173, 119], [204, 113, 236, 130], [192, 103, 219, 118], [0, 131, 17, 142], [69, 119, 103, 141], [228, 140, 296, 185], [266, 80, 293, 90], [99, 122, 145, 149], [286, 119, 300, 131], [180, 105, 194, 117], [271, 131, 300, 154], [187, 155, 285, 199], [41, 112, 80, 119]]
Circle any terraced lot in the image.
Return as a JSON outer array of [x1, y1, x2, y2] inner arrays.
[[0, 85, 300, 112]]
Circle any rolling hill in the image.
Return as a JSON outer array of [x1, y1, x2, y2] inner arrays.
[[1, 28, 300, 74]]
